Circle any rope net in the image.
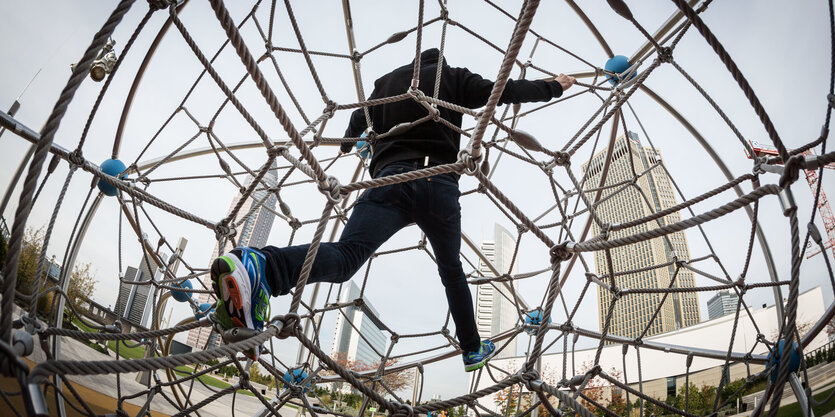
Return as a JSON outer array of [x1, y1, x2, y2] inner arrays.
[[1, 0, 833, 416]]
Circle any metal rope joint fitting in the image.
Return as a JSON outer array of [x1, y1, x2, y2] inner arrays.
[[439, 7, 449, 20], [214, 222, 236, 241], [554, 151, 570, 167], [779, 154, 803, 188], [658, 46, 673, 63], [828, 93, 835, 108], [520, 369, 541, 391], [268, 145, 289, 159], [277, 314, 300, 339], [550, 242, 574, 264], [735, 275, 747, 295], [458, 150, 480, 176], [391, 402, 414, 417], [147, 0, 170, 11], [777, 186, 797, 216], [516, 223, 529, 234], [319, 176, 344, 204], [68, 150, 85, 168], [601, 223, 612, 241]]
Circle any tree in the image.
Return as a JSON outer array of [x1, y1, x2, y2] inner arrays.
[[575, 361, 625, 417], [65, 262, 97, 320], [326, 352, 414, 398], [827, 316, 835, 338], [14, 227, 44, 297]]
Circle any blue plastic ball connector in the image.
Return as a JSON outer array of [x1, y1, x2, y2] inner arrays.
[[282, 368, 310, 392], [97, 158, 128, 197], [604, 55, 638, 86], [356, 134, 373, 159], [195, 302, 213, 319], [524, 309, 551, 335], [766, 339, 801, 382], [170, 279, 193, 303]]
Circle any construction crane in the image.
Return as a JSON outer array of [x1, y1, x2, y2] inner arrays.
[[747, 140, 835, 258]]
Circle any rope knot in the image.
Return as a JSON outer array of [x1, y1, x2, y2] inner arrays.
[[318, 176, 343, 204], [323, 100, 338, 119], [658, 46, 674, 63]]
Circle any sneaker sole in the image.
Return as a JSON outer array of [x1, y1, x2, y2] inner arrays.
[[212, 256, 247, 327], [465, 361, 487, 372]]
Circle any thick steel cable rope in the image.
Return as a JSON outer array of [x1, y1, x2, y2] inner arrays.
[[572, 185, 781, 253], [469, 0, 540, 159], [28, 166, 77, 319], [28, 325, 277, 385], [670, 0, 789, 163], [288, 202, 335, 313], [767, 203, 803, 417], [208, 0, 328, 183], [0, 0, 136, 347]]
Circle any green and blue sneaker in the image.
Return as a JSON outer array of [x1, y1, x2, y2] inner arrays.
[[211, 247, 272, 357], [463, 340, 496, 372]]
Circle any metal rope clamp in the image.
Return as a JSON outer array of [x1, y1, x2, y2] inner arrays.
[[213, 222, 236, 242], [550, 241, 574, 264], [147, 0, 171, 11], [520, 369, 542, 391], [458, 149, 480, 176], [391, 402, 414, 417], [319, 176, 344, 205], [277, 313, 300, 339]]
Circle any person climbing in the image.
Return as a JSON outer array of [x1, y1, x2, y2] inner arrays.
[[210, 49, 575, 371]]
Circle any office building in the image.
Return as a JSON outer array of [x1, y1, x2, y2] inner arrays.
[[187, 166, 278, 350], [475, 223, 519, 358], [115, 250, 166, 329], [331, 281, 387, 392], [581, 132, 700, 340], [706, 290, 738, 320]]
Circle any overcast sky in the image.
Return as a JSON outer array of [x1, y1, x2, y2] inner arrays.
[[1, 0, 833, 401]]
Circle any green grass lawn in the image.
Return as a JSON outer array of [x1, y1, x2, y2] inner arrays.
[[72, 319, 266, 398], [776, 385, 835, 417]]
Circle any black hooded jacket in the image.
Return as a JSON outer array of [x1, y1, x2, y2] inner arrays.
[[342, 49, 564, 177]]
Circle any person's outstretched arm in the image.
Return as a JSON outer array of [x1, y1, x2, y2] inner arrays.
[[457, 69, 576, 109], [340, 108, 369, 154]]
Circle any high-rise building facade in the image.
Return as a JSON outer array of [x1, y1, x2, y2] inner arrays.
[[187, 166, 278, 350], [581, 132, 700, 340], [706, 290, 738, 320], [475, 223, 518, 358], [115, 250, 166, 329], [331, 281, 386, 392]]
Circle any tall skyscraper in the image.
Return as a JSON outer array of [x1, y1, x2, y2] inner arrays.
[[581, 132, 700, 340], [187, 166, 278, 350], [706, 290, 738, 320], [115, 248, 166, 329], [475, 223, 518, 358], [331, 281, 386, 392]]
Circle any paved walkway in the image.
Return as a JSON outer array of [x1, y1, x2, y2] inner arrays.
[[8, 307, 297, 416]]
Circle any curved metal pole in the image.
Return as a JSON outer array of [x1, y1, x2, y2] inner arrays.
[[49, 192, 103, 417], [640, 84, 785, 322], [112, 0, 189, 159]]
